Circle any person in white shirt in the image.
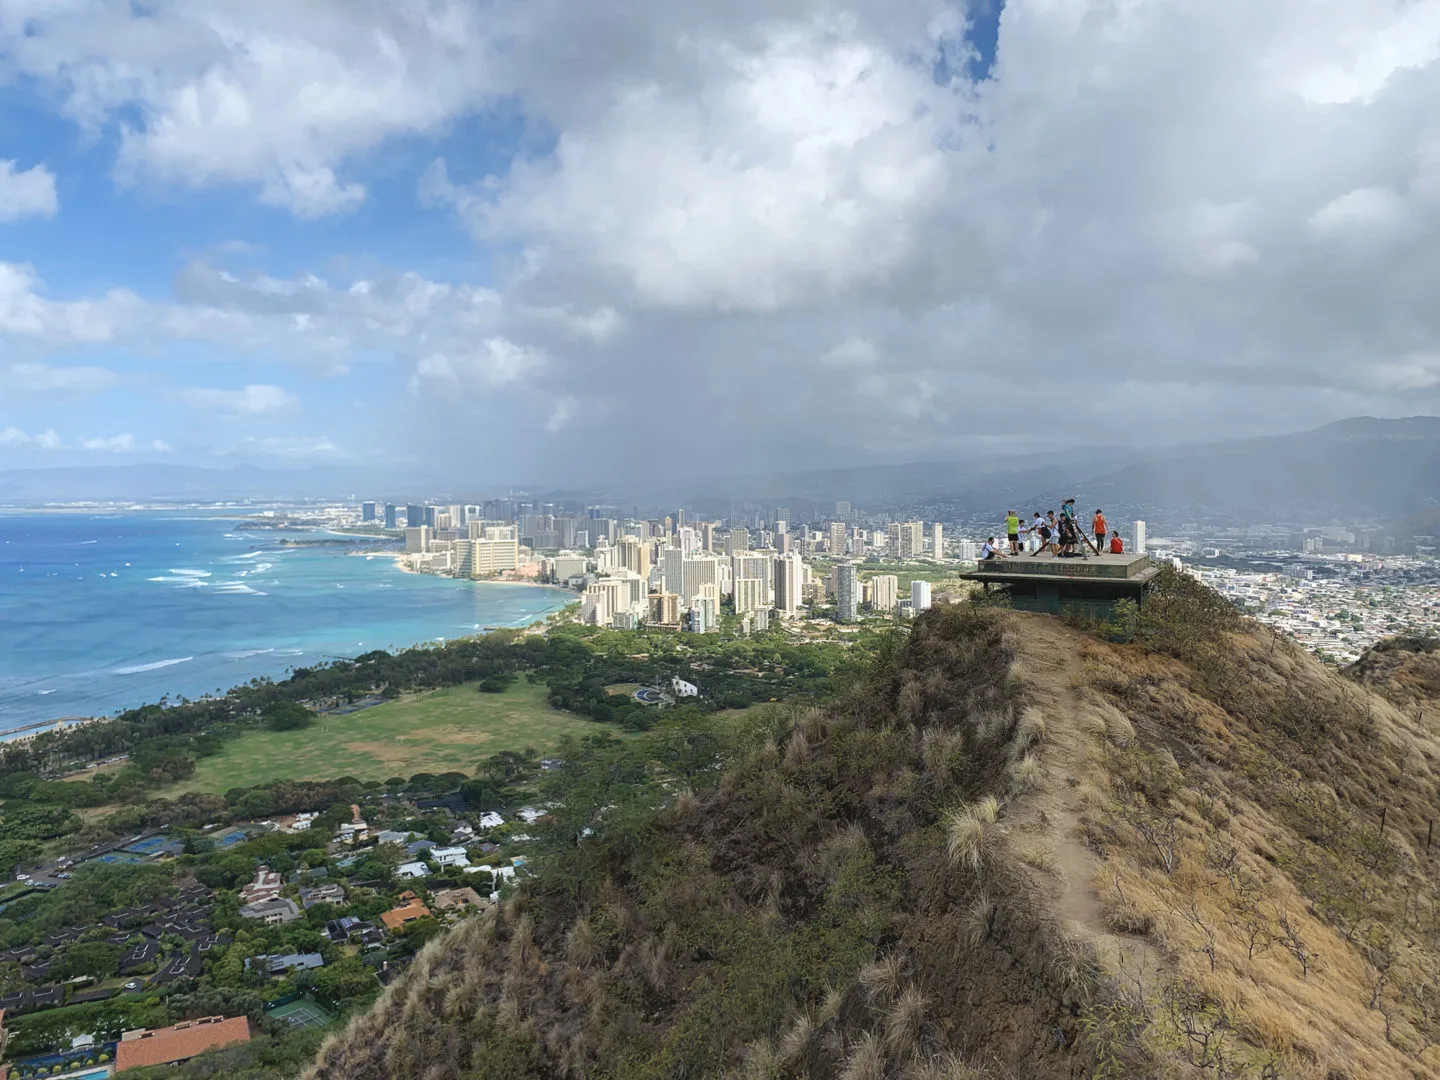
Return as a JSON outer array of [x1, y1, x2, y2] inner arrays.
[[980, 537, 1006, 561]]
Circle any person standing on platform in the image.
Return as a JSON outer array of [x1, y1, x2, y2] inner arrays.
[[1005, 510, 1021, 555], [1093, 509, 1108, 553], [1034, 511, 1058, 556]]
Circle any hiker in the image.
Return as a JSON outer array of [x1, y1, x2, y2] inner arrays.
[[980, 537, 1007, 561], [1028, 512, 1045, 554], [1109, 531, 1124, 554], [1005, 510, 1020, 555], [1033, 512, 1057, 557], [1093, 509, 1108, 552], [1057, 514, 1077, 557]]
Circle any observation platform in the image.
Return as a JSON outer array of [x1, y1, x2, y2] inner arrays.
[[961, 553, 1158, 617]]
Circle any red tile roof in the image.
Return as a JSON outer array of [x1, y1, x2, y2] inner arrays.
[[115, 1015, 253, 1072], [380, 894, 432, 930]]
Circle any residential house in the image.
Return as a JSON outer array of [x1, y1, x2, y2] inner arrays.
[[336, 822, 369, 844], [238, 897, 302, 925], [379, 892, 432, 932], [432, 887, 486, 912], [515, 807, 547, 824], [375, 829, 413, 845], [299, 883, 346, 908], [395, 861, 430, 880], [246, 952, 325, 976], [239, 866, 283, 905], [476, 812, 505, 831], [429, 846, 470, 869], [325, 916, 376, 943], [115, 1016, 253, 1072]]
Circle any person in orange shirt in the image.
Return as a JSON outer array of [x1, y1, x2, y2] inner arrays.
[[1109, 531, 1123, 554], [1093, 509, 1108, 552]]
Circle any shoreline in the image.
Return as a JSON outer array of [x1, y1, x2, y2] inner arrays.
[[8, 534, 574, 741], [383, 552, 573, 595]]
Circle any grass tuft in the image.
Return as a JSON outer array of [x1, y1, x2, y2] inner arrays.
[[944, 795, 1001, 872]]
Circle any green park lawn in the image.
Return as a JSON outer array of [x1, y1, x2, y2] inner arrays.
[[166, 676, 603, 794]]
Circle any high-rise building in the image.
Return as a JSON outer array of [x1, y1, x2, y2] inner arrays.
[[773, 553, 804, 615], [424, 506, 437, 529], [956, 539, 980, 561], [886, 522, 902, 557], [734, 576, 768, 615], [775, 518, 788, 536], [777, 532, 793, 555], [649, 591, 680, 625], [911, 579, 932, 612], [616, 536, 651, 578], [362, 501, 376, 522], [448, 504, 466, 527], [681, 556, 720, 607], [835, 563, 858, 622], [932, 523, 945, 560], [384, 504, 397, 529], [701, 522, 715, 552], [1133, 521, 1147, 554], [690, 595, 716, 633], [405, 526, 431, 554], [725, 527, 749, 556], [827, 521, 848, 556], [580, 585, 611, 626], [871, 574, 899, 613], [753, 607, 770, 632], [661, 548, 685, 596], [835, 500, 851, 517], [406, 505, 424, 528], [897, 522, 924, 559], [677, 526, 698, 555]]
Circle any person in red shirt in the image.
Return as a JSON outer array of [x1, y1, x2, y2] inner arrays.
[[1093, 509, 1108, 552], [1109, 532, 1123, 554]]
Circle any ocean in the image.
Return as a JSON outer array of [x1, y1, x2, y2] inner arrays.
[[0, 511, 572, 739]]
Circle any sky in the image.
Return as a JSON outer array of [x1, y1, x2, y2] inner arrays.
[[1, 0, 1439, 487]]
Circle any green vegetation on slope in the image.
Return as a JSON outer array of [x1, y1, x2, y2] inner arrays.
[[307, 571, 1440, 1080], [307, 606, 1102, 1080], [163, 677, 596, 794]]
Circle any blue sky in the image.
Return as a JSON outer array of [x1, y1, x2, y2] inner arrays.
[[1, 0, 1436, 485]]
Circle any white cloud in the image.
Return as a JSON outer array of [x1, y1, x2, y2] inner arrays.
[[410, 338, 546, 390], [152, 439, 175, 453], [2, 361, 120, 394], [79, 433, 136, 453], [235, 435, 345, 459], [178, 383, 298, 414], [545, 395, 578, 433], [7, 0, 1440, 472], [822, 337, 880, 368], [0, 161, 58, 222], [0, 426, 30, 446], [1309, 186, 1408, 237], [34, 429, 61, 450], [3, 2, 499, 217]]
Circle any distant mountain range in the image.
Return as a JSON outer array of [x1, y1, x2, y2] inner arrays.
[[4, 417, 1438, 522], [693, 417, 1440, 523], [1067, 416, 1440, 521]]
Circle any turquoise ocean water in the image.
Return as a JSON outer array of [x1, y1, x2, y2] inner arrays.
[[0, 511, 571, 739]]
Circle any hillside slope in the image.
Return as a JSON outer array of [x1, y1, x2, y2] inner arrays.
[[308, 583, 1440, 1079]]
